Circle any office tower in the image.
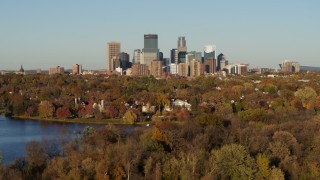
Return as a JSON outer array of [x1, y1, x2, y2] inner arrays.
[[217, 53, 224, 71], [119, 52, 130, 69], [234, 64, 249, 75], [133, 49, 142, 64], [159, 52, 164, 61], [131, 64, 149, 76], [204, 58, 216, 74], [178, 51, 187, 63], [177, 36, 187, 52], [142, 34, 159, 68], [170, 49, 179, 64], [189, 60, 201, 77], [111, 57, 121, 70], [178, 63, 188, 77], [169, 63, 178, 74], [150, 60, 163, 78], [107, 42, 121, 71], [204, 45, 216, 62], [49, 66, 64, 75], [217, 53, 227, 71], [163, 58, 170, 66], [186, 51, 202, 65], [73, 64, 82, 75], [280, 60, 300, 73]]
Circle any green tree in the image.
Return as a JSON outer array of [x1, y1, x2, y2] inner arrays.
[[256, 153, 270, 179], [210, 144, 257, 180], [38, 100, 54, 119], [123, 110, 137, 124], [294, 87, 317, 107]]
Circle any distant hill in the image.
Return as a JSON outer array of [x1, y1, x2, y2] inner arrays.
[[300, 66, 320, 71]]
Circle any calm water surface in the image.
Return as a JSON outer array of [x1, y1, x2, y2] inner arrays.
[[0, 116, 138, 164]]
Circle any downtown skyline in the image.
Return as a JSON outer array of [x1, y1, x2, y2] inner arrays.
[[1, 0, 319, 70]]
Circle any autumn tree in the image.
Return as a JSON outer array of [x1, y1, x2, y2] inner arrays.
[[38, 100, 54, 119], [123, 110, 137, 124], [56, 106, 72, 119], [210, 144, 257, 179], [294, 87, 317, 107]]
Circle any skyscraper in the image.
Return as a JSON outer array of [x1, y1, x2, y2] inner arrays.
[[217, 53, 228, 71], [170, 49, 179, 64], [177, 36, 187, 52], [150, 60, 163, 78], [204, 45, 216, 62], [186, 51, 202, 65], [107, 42, 121, 71], [142, 34, 159, 68], [280, 60, 300, 73], [189, 60, 201, 77], [119, 52, 130, 70], [133, 49, 142, 64], [204, 58, 216, 74], [72, 64, 82, 75]]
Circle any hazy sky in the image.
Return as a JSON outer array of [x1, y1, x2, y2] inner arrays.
[[1, 0, 319, 70]]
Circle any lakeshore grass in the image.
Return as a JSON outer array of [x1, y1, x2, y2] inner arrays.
[[12, 115, 151, 125]]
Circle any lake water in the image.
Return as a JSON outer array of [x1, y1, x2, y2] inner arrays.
[[0, 116, 142, 164]]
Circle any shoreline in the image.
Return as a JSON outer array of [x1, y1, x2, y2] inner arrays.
[[9, 115, 151, 126]]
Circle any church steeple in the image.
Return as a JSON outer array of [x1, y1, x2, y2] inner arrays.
[[19, 65, 24, 73]]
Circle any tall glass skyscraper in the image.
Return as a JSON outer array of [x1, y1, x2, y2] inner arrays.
[[217, 53, 226, 71], [204, 45, 216, 62], [143, 34, 158, 51], [142, 34, 159, 68]]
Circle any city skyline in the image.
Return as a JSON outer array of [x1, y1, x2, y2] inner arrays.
[[1, 0, 319, 70]]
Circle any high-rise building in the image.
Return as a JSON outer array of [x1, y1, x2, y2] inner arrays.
[[170, 49, 179, 64], [159, 52, 164, 61], [49, 66, 64, 75], [234, 64, 249, 75], [142, 34, 159, 68], [204, 45, 216, 62], [177, 36, 187, 52], [178, 51, 187, 63], [111, 57, 121, 70], [107, 42, 121, 71], [150, 60, 163, 78], [72, 64, 82, 75], [178, 63, 188, 77], [189, 60, 201, 77], [169, 63, 178, 75], [133, 49, 142, 64], [204, 58, 216, 74], [186, 51, 202, 65], [163, 58, 170, 66], [131, 64, 149, 76], [280, 60, 300, 73], [119, 52, 130, 69], [217, 53, 226, 71]]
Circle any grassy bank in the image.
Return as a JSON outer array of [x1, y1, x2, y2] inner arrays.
[[12, 115, 151, 125]]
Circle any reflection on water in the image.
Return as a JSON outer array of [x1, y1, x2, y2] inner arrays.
[[0, 116, 104, 164]]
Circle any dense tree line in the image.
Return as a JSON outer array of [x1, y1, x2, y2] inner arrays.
[[1, 72, 320, 179]]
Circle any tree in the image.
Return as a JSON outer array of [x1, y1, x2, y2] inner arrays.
[[256, 153, 270, 179], [38, 100, 54, 119], [294, 87, 317, 107], [123, 110, 137, 124], [194, 114, 224, 127], [56, 106, 72, 119], [210, 144, 257, 180]]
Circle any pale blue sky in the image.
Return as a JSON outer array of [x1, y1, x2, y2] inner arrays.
[[1, 0, 319, 70]]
